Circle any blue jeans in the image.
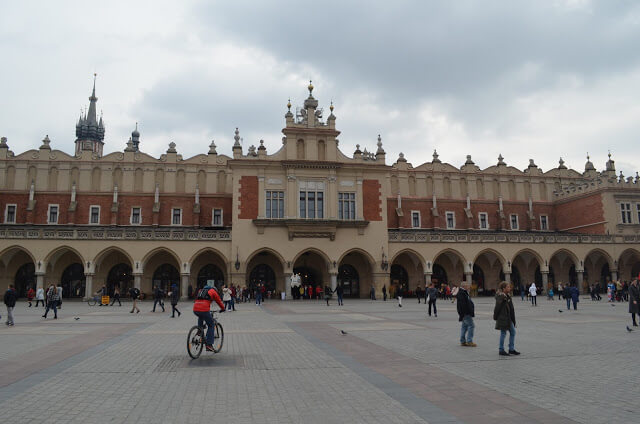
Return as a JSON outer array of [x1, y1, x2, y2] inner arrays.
[[460, 315, 474, 343], [193, 311, 215, 346], [337, 294, 343, 305], [566, 298, 571, 310], [499, 322, 516, 352], [255, 293, 262, 305], [44, 301, 57, 318]]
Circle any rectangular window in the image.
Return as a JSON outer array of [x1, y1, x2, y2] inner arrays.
[[338, 192, 356, 220], [212, 208, 223, 226], [540, 215, 548, 231], [172, 208, 182, 225], [621, 203, 632, 224], [48, 205, 59, 224], [411, 211, 421, 228], [446, 211, 455, 229], [4, 204, 16, 224], [299, 188, 324, 218], [89, 206, 100, 224], [130, 207, 141, 225], [637, 204, 640, 224], [478, 212, 488, 229], [510, 214, 519, 230], [266, 191, 284, 219]]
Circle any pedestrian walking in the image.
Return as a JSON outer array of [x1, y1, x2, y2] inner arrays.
[[152, 285, 165, 312], [26, 286, 35, 307], [569, 284, 579, 310], [255, 284, 263, 305], [382, 285, 387, 301], [397, 285, 403, 307], [558, 283, 563, 300], [416, 285, 423, 304], [56, 283, 63, 309], [169, 284, 181, 318], [110, 285, 122, 306], [370, 285, 376, 301], [129, 286, 141, 313], [494, 281, 520, 356], [35, 286, 45, 307], [457, 281, 476, 346], [529, 282, 537, 306], [222, 285, 232, 311], [563, 284, 571, 310], [628, 279, 640, 326], [427, 283, 438, 317], [334, 283, 344, 306], [4, 284, 17, 326], [519, 284, 525, 301], [324, 285, 332, 306], [230, 284, 237, 311], [42, 284, 59, 319]]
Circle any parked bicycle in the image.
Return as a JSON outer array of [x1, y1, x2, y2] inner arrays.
[[187, 311, 224, 359]]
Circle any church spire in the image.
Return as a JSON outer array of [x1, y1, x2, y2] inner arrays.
[[75, 74, 105, 157], [86, 73, 98, 125]]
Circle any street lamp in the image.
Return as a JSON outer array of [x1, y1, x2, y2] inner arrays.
[[381, 247, 389, 271]]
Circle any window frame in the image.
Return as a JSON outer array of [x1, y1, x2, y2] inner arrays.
[[510, 213, 519, 230], [621, 203, 632, 224], [89, 205, 101, 225], [212, 208, 223, 227], [171, 207, 183, 226], [338, 192, 356, 220], [4, 204, 17, 224], [539, 214, 549, 231], [299, 182, 324, 219], [266, 190, 285, 219], [47, 204, 59, 225], [130, 207, 142, 225], [478, 212, 489, 230], [410, 210, 421, 228], [445, 211, 456, 229]]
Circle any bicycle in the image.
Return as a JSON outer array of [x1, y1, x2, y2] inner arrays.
[[187, 311, 224, 359], [87, 294, 106, 306]]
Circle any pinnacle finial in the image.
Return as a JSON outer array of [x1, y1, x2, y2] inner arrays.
[[329, 100, 334, 112], [432, 149, 441, 163], [586, 152, 590, 161], [308, 80, 314, 95], [287, 98, 291, 111]]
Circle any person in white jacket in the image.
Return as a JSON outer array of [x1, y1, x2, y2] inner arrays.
[[35, 287, 45, 307], [529, 283, 537, 306]]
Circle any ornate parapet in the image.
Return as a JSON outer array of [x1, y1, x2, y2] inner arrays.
[[387, 229, 636, 244], [0, 225, 231, 241], [253, 218, 369, 240]]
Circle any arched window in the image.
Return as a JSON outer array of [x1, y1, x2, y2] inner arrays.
[[48, 167, 58, 191], [338, 264, 360, 297], [92, 167, 102, 192], [317, 140, 326, 161], [134, 168, 144, 192], [296, 139, 305, 160]]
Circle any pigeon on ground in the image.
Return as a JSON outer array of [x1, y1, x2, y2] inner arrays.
[[558, 310, 563, 313], [627, 326, 634, 332], [340, 330, 348, 335], [611, 304, 616, 307], [74, 317, 80, 320]]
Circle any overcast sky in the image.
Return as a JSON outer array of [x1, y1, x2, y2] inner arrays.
[[2, 0, 640, 176]]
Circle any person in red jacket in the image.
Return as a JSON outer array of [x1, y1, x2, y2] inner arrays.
[[192, 286, 225, 351]]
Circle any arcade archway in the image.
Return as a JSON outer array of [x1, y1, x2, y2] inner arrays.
[[45, 247, 85, 298], [338, 250, 374, 298], [245, 249, 285, 294], [293, 250, 329, 295], [390, 250, 424, 296]]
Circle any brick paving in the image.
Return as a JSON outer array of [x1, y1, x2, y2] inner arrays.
[[0, 296, 637, 423]]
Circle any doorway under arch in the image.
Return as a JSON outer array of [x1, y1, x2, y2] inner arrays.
[[106, 263, 133, 296], [152, 263, 180, 293], [14, 262, 36, 298], [61, 263, 86, 298], [197, 264, 225, 291], [338, 264, 360, 298], [249, 264, 276, 295]]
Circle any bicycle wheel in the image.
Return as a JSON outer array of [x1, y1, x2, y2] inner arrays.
[[187, 326, 204, 359], [87, 298, 97, 306], [211, 322, 224, 353]]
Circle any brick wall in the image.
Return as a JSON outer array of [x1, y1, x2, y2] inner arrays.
[[238, 176, 258, 219], [363, 179, 382, 221], [0, 193, 29, 224], [554, 193, 605, 234]]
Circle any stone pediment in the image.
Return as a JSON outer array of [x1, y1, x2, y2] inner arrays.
[[252, 218, 369, 240]]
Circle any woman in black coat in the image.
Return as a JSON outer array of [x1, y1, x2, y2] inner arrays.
[[628, 279, 640, 326]]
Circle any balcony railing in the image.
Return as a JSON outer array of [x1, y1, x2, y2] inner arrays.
[[0, 225, 231, 241], [387, 229, 638, 244]]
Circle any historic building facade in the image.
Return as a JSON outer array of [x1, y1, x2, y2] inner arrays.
[[1, 80, 640, 299]]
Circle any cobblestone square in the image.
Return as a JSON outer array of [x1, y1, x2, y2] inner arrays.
[[0, 296, 638, 424]]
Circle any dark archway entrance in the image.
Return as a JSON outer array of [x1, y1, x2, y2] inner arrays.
[[472, 264, 484, 292], [106, 263, 133, 296], [338, 264, 360, 298], [197, 264, 225, 290], [390, 264, 409, 295], [152, 263, 180, 293], [61, 263, 86, 298], [292, 251, 328, 297], [249, 264, 276, 294], [431, 264, 448, 287], [14, 263, 35, 298]]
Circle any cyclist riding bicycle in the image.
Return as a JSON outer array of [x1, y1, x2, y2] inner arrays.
[[193, 285, 225, 351]]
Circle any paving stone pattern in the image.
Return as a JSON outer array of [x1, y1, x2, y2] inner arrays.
[[0, 296, 637, 423]]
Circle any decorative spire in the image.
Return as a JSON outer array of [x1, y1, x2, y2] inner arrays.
[[328, 100, 336, 121], [354, 144, 362, 155], [87, 73, 98, 125], [558, 157, 567, 169], [258, 139, 266, 151], [308, 80, 314, 96], [40, 135, 51, 150], [606, 150, 615, 172], [432, 149, 441, 163], [376, 134, 385, 155], [285, 98, 293, 118], [528, 159, 537, 168], [465, 155, 474, 165], [329, 101, 334, 113], [0, 137, 7, 148], [619, 170, 625, 182], [131, 122, 140, 151], [287, 98, 292, 111], [497, 154, 506, 166], [75, 74, 105, 157], [397, 152, 407, 162], [208, 139, 217, 154], [166, 142, 177, 153], [584, 152, 595, 171], [233, 128, 241, 148]]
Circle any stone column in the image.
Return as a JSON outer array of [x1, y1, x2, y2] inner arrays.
[[424, 272, 432, 285], [286, 174, 296, 218], [465, 272, 472, 285], [611, 270, 618, 282], [577, 271, 584, 293], [283, 273, 292, 298], [541, 271, 549, 287], [356, 178, 364, 220], [36, 273, 45, 290], [84, 274, 93, 300], [504, 272, 511, 284], [181, 274, 190, 299], [330, 273, 338, 291], [133, 274, 142, 290], [328, 174, 337, 219]]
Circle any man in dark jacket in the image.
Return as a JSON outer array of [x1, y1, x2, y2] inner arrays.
[[563, 284, 572, 310], [628, 279, 639, 326], [569, 284, 580, 310], [4, 284, 17, 326], [457, 281, 475, 346], [427, 283, 439, 317], [494, 281, 519, 356], [152, 285, 165, 312]]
